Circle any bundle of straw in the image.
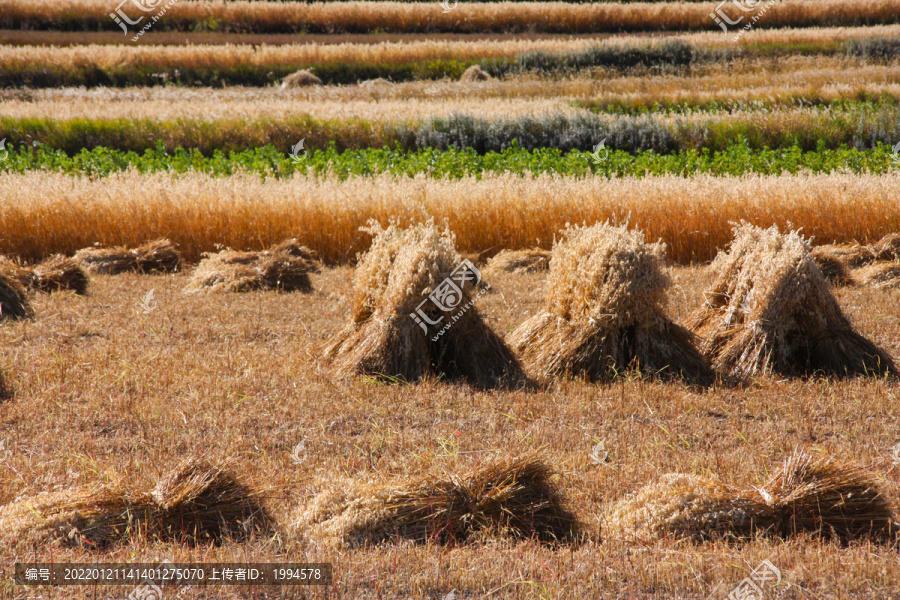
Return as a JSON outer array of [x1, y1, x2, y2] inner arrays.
[[688, 224, 897, 379], [75, 239, 181, 274], [508, 223, 714, 384], [187, 240, 316, 293], [603, 450, 897, 543], [324, 221, 524, 387], [483, 249, 551, 276], [0, 457, 272, 548], [293, 455, 578, 547], [855, 262, 900, 289], [0, 268, 33, 320]]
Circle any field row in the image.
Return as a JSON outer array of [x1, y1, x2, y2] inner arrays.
[[3, 104, 900, 154], [2, 266, 900, 597], [5, 57, 897, 114], [2, 0, 898, 34], [2, 29, 899, 87], [2, 144, 897, 179], [2, 171, 898, 265]]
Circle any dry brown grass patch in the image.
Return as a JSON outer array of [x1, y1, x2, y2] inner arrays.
[[324, 221, 525, 387], [187, 239, 316, 293], [0, 457, 272, 549], [292, 455, 578, 548], [508, 223, 713, 385], [688, 224, 897, 379]]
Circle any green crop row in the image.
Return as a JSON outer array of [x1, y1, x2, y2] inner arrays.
[[3, 105, 900, 155], [1, 142, 897, 179]]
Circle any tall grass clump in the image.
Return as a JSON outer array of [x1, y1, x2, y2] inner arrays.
[[846, 35, 900, 60]]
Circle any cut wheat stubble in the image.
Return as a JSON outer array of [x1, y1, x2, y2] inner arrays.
[[508, 223, 714, 385]]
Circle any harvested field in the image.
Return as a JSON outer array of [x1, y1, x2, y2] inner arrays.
[[2, 266, 900, 597]]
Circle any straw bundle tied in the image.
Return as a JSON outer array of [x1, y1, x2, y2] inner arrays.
[[814, 233, 900, 271], [324, 221, 525, 387], [187, 239, 318, 293], [688, 224, 897, 379], [292, 455, 578, 548], [0, 255, 89, 295], [75, 239, 181, 274], [855, 262, 900, 289], [282, 68, 322, 88], [604, 450, 897, 543], [0, 457, 272, 548], [460, 65, 492, 82], [508, 223, 714, 384], [0, 267, 33, 320], [483, 249, 551, 276]]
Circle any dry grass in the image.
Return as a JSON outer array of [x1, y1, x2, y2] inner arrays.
[[75, 239, 181, 275], [292, 455, 578, 548], [324, 221, 524, 387], [604, 449, 897, 543], [688, 225, 898, 379], [1, 266, 900, 597], [0, 456, 272, 549], [3, 172, 900, 267], [2, 0, 898, 34], [187, 240, 317, 293], [508, 223, 713, 384]]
